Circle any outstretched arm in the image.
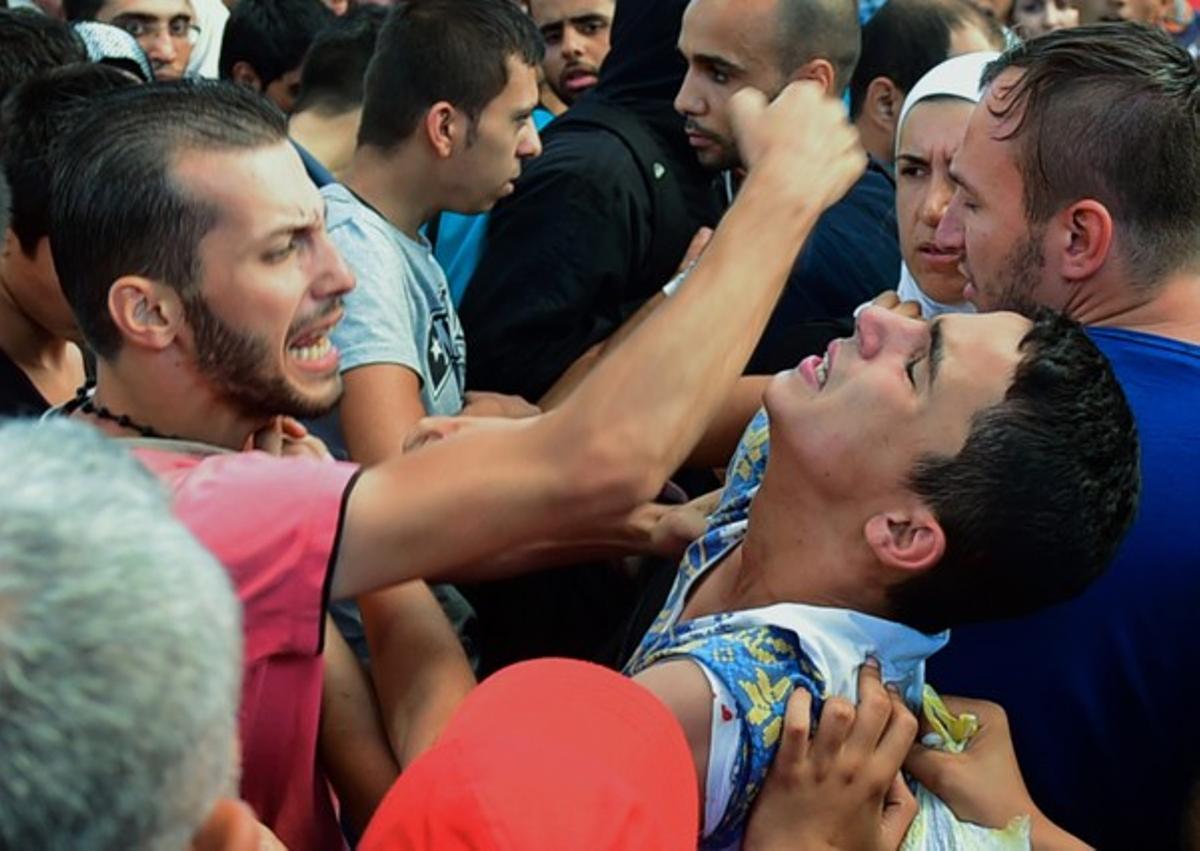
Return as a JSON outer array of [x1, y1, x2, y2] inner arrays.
[[332, 83, 866, 600]]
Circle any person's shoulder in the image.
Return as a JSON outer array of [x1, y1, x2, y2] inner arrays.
[[138, 447, 357, 504], [321, 184, 395, 240], [521, 122, 642, 185]]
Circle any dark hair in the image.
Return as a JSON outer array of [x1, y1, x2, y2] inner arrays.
[[293, 4, 387, 115], [218, 0, 335, 87], [890, 310, 1140, 633], [49, 81, 287, 359], [848, 0, 1001, 119], [357, 0, 543, 150], [0, 10, 87, 103], [777, 0, 862, 96], [0, 63, 138, 257], [62, 0, 106, 20], [981, 23, 1200, 287]]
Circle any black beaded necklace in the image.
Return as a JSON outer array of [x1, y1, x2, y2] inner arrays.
[[61, 383, 183, 441]]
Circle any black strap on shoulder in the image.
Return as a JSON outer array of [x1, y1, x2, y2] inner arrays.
[[544, 99, 689, 280]]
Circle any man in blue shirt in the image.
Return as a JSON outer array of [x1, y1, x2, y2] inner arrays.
[[930, 24, 1200, 849]]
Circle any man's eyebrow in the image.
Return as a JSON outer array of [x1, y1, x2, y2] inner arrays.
[[694, 52, 745, 75], [111, 12, 160, 22], [928, 318, 945, 389], [568, 12, 610, 24], [947, 164, 976, 196], [896, 153, 930, 167], [258, 213, 322, 242]]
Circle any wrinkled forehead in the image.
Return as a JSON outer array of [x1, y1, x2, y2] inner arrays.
[[170, 142, 323, 241], [99, 0, 194, 20], [897, 97, 975, 156]]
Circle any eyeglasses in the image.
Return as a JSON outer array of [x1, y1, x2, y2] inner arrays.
[[111, 16, 202, 46]]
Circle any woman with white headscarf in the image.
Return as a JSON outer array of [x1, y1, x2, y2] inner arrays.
[[892, 51, 999, 318]]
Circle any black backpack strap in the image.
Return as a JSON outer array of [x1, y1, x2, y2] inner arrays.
[[544, 100, 689, 284]]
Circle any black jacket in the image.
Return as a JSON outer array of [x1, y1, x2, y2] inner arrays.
[[459, 0, 723, 400]]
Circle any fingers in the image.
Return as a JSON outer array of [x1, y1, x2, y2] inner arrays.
[[844, 660, 892, 756], [249, 417, 285, 455], [775, 686, 814, 770], [876, 689, 919, 771], [880, 773, 919, 851], [903, 736, 955, 797], [727, 85, 773, 167], [810, 695, 855, 780], [871, 291, 922, 319], [681, 226, 714, 269], [278, 416, 309, 439]]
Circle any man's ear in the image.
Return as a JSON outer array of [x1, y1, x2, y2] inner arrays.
[[423, 101, 460, 159], [230, 61, 263, 92], [191, 799, 265, 851], [1053, 199, 1113, 284], [864, 76, 902, 136], [863, 507, 945, 575], [788, 58, 837, 98], [107, 276, 184, 352]]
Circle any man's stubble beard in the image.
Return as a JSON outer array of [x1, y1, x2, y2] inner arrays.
[[183, 294, 343, 422]]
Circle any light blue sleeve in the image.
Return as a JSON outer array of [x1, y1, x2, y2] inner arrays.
[[328, 213, 424, 376]]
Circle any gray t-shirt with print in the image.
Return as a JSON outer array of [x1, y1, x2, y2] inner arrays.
[[309, 183, 467, 457]]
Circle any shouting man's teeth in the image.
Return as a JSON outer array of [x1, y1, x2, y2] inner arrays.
[[289, 335, 332, 361], [815, 361, 828, 387]]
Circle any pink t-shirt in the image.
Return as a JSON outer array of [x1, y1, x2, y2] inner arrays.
[[136, 447, 359, 851]]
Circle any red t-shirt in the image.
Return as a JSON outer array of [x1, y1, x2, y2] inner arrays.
[[136, 447, 359, 851]]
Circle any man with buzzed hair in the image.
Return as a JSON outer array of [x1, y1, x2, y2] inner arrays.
[[674, 0, 901, 371]]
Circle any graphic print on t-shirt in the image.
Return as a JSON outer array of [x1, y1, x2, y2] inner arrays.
[[426, 307, 460, 397]]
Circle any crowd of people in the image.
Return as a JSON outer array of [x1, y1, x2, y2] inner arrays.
[[0, 0, 1196, 847]]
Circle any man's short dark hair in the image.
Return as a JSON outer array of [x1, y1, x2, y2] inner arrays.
[[981, 23, 1200, 288], [293, 5, 387, 116], [848, 0, 1001, 119], [49, 81, 288, 359], [357, 0, 544, 150], [218, 0, 335, 87], [777, 0, 862, 97], [0, 63, 138, 257], [62, 0, 106, 20], [0, 9, 87, 103], [891, 310, 1140, 633]]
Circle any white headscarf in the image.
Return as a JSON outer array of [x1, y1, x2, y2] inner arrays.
[[894, 51, 1000, 318]]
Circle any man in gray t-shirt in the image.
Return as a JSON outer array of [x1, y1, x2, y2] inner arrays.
[[310, 183, 468, 459], [312, 1, 543, 466]]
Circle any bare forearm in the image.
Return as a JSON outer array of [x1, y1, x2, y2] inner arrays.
[[318, 620, 400, 832], [360, 582, 476, 767]]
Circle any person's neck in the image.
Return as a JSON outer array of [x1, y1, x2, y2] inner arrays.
[[682, 470, 892, 622], [853, 115, 894, 170], [0, 269, 75, 371], [1068, 270, 1200, 345], [288, 107, 362, 182], [85, 357, 269, 450], [345, 144, 438, 240]]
